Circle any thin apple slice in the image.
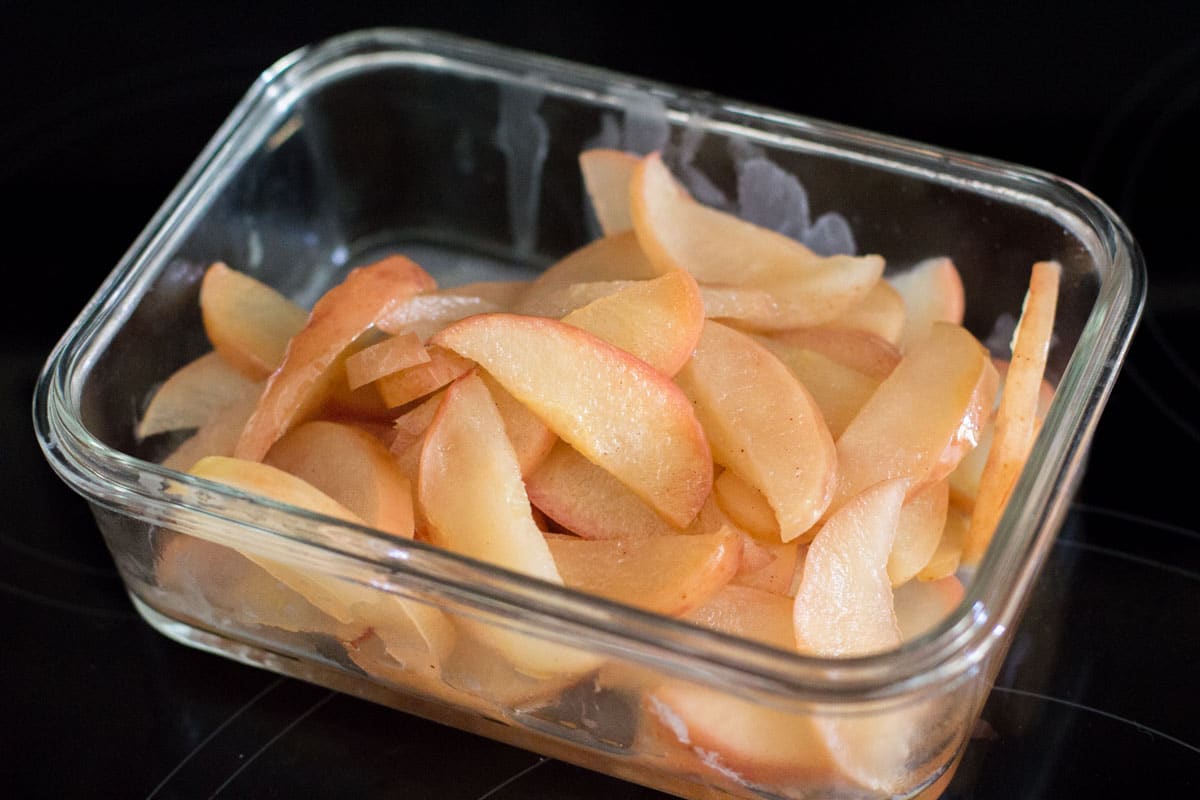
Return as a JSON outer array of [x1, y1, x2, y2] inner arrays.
[[375, 293, 503, 341], [730, 542, 803, 596], [948, 419, 995, 511], [833, 322, 999, 512], [432, 314, 712, 528], [374, 346, 475, 409], [963, 261, 1061, 564], [560, 269, 704, 376], [754, 338, 881, 438], [439, 280, 529, 309], [517, 231, 660, 315], [418, 372, 596, 677], [676, 320, 835, 541], [823, 279, 905, 344], [698, 285, 781, 322], [344, 331, 430, 390], [630, 152, 884, 328], [264, 421, 414, 539], [478, 373, 556, 476], [235, 256, 437, 461], [888, 257, 966, 352], [887, 480, 950, 587], [199, 262, 309, 380], [918, 505, 970, 582], [580, 148, 639, 234], [390, 391, 445, 455], [161, 390, 262, 472], [137, 351, 261, 439], [894, 576, 965, 642], [544, 529, 742, 617], [794, 479, 906, 658], [682, 584, 796, 648], [762, 326, 901, 382], [712, 469, 780, 542]]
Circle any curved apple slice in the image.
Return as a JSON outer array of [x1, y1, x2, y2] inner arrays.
[[375, 293, 503, 341], [630, 152, 884, 328], [560, 269, 704, 376], [919, 504, 969, 582], [235, 256, 437, 461], [199, 262, 309, 380], [418, 372, 596, 677], [478, 373, 556, 476], [762, 326, 901, 382], [754, 337, 881, 438], [887, 480, 950, 587], [712, 469, 779, 542], [794, 478, 905, 658], [888, 257, 966, 352], [264, 420, 414, 539], [343, 332, 429, 390], [683, 584, 796, 648], [580, 148, 639, 234], [676, 321, 835, 541], [374, 345, 475, 409], [432, 314, 712, 528], [439, 279, 529, 309], [161, 390, 261, 472], [833, 322, 998, 513], [824, 279, 906, 344], [894, 576, 965, 642], [964, 261, 1061, 564], [517, 231, 660, 315], [545, 529, 742, 616], [137, 351, 261, 439], [731, 541, 803, 596]]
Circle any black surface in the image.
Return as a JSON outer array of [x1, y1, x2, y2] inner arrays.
[[5, 3, 1200, 798]]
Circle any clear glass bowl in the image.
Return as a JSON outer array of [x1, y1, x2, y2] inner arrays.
[[33, 29, 1144, 800]]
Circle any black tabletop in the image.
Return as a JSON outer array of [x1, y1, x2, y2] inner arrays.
[[5, 3, 1200, 798]]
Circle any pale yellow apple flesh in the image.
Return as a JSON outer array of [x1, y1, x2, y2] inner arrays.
[[754, 337, 881, 438], [517, 231, 660, 315], [894, 576, 965, 642], [580, 148, 639, 234], [712, 469, 780, 542], [343, 331, 430, 390], [888, 257, 966, 352], [761, 326, 901, 382], [822, 278, 905, 344], [161, 390, 261, 472], [374, 345, 474, 409], [199, 262, 308, 380], [137, 351, 261, 439], [887, 480, 950, 587]]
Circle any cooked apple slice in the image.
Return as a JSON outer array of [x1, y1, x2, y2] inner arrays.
[[580, 148, 639, 234], [794, 478, 905, 658], [918, 504, 970, 582], [264, 421, 414, 539], [730, 542, 803, 596], [887, 480, 950, 587], [754, 338, 881, 438], [682, 584, 796, 648], [418, 372, 596, 676], [517, 232, 660, 315], [631, 152, 884, 328], [762, 326, 901, 382], [893, 576, 965, 641], [712, 469, 779, 542], [375, 293, 503, 341], [833, 322, 998, 512], [948, 419, 995, 511], [199, 262, 309, 380], [432, 314, 712, 528], [823, 279, 905, 344], [888, 257, 966, 352], [963, 261, 1061, 564], [343, 331, 430, 390], [560, 269, 704, 376], [137, 351, 261, 440], [439, 280, 529, 309], [478, 373, 556, 476], [676, 321, 835, 541], [545, 529, 741, 616], [161, 390, 261, 472], [235, 256, 437, 461], [374, 345, 475, 409]]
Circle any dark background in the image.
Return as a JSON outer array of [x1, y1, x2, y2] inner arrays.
[[4, 2, 1200, 797]]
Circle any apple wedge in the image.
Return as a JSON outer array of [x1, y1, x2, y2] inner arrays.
[[235, 256, 437, 461], [560, 269, 704, 376], [675, 320, 836, 541], [682, 584, 796, 648], [264, 421, 414, 539], [731, 541, 803, 596], [823, 279, 906, 344], [794, 478, 905, 658], [544, 529, 742, 617], [137, 351, 261, 440], [375, 293, 503, 342], [580, 148, 639, 234], [517, 231, 660, 315], [832, 322, 998, 512], [418, 372, 596, 677], [964, 261, 1061, 564], [712, 469, 780, 542], [343, 331, 430, 390], [894, 576, 965, 642], [432, 314, 712, 528], [887, 257, 966, 352], [753, 338, 881, 438], [161, 390, 261, 472], [631, 152, 884, 328], [199, 262, 309, 380], [761, 326, 901, 382], [374, 345, 475, 409], [919, 504, 970, 582], [887, 479, 950, 587]]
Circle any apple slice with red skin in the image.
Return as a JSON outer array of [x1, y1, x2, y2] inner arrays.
[[374, 346, 475, 409], [235, 256, 437, 461], [676, 320, 835, 542], [432, 314, 712, 528], [418, 372, 597, 677], [199, 262, 308, 380]]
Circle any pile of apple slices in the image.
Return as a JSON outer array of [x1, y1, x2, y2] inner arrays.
[[146, 149, 1060, 794]]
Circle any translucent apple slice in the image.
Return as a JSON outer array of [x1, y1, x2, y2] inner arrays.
[[478, 373, 556, 476], [964, 260, 1061, 564], [887, 480, 950, 587], [137, 351, 261, 439], [579, 148, 639, 234], [438, 279, 530, 309], [264, 421, 414, 539], [544, 529, 742, 616], [682, 584, 796, 648], [794, 478, 906, 658], [918, 504, 970, 582], [762, 326, 901, 382], [161, 390, 261, 472], [754, 337, 882, 438], [432, 314, 712, 528], [418, 372, 596, 677], [235, 256, 437, 461], [516, 231, 660, 315], [343, 331, 430, 390], [375, 293, 503, 341], [729, 542, 803, 596], [894, 576, 965, 641], [823, 279, 905, 344], [560, 269, 704, 376], [712, 469, 780, 542], [887, 257, 966, 352], [374, 346, 475, 408], [630, 152, 884, 328], [833, 322, 999, 512], [200, 262, 309, 380], [676, 320, 835, 541]]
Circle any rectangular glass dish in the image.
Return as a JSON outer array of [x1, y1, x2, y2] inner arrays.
[[34, 29, 1143, 800]]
